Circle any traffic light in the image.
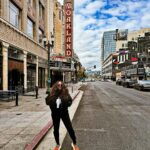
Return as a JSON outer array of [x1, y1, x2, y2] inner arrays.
[[94, 65, 96, 68]]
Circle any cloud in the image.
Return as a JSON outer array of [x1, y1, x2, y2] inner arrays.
[[57, 0, 150, 71], [78, 0, 105, 16], [141, 14, 150, 27]]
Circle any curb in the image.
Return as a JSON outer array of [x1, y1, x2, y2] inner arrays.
[[25, 91, 80, 150], [25, 121, 53, 150]]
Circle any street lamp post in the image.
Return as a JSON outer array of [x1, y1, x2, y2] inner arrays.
[[43, 35, 54, 95]]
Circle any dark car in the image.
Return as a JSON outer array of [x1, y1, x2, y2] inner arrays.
[[134, 80, 150, 91], [122, 79, 136, 88]]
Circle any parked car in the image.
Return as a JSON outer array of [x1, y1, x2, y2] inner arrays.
[[134, 80, 150, 91], [101, 79, 108, 82], [116, 78, 124, 85], [91, 78, 95, 82], [84, 78, 92, 82], [80, 78, 87, 82], [122, 79, 136, 88]]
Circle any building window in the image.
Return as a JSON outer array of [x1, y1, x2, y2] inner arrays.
[[59, 10, 61, 20], [9, 1, 19, 28], [27, 18, 34, 38], [39, 2, 44, 19], [28, 0, 33, 6], [38, 28, 44, 44]]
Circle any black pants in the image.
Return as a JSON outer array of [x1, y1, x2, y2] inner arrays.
[[51, 109, 76, 145]]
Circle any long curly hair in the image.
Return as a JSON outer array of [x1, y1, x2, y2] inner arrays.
[[50, 81, 69, 97]]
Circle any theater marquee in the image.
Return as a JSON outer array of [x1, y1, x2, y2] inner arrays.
[[65, 1, 73, 57]]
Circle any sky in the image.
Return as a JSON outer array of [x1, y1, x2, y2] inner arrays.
[[58, 0, 150, 71]]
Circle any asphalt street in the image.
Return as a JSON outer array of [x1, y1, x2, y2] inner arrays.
[[62, 81, 150, 150]]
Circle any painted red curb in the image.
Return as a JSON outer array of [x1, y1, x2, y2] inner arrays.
[[25, 120, 53, 150], [25, 90, 80, 150]]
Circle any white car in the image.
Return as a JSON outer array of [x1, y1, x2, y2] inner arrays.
[[91, 78, 95, 82], [134, 80, 150, 91]]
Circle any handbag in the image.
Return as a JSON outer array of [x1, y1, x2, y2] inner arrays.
[[45, 95, 57, 106]]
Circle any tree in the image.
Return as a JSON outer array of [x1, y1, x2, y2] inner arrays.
[[77, 66, 87, 80]]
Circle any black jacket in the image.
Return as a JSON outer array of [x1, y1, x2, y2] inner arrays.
[[45, 93, 73, 110]]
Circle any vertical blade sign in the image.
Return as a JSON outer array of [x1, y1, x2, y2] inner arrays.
[[65, 2, 72, 57]]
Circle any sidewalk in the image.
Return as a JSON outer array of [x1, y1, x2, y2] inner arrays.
[[0, 83, 84, 150]]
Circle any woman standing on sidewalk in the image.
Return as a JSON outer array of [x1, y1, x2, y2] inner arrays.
[[46, 81, 79, 150]]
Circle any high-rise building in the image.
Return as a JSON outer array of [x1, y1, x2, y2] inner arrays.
[[101, 29, 128, 79], [101, 30, 116, 77], [101, 30, 116, 63]]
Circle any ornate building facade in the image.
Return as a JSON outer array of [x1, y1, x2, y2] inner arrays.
[[0, 0, 54, 92]]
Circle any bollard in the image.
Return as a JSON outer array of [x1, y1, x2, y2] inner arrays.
[[35, 86, 38, 99], [16, 89, 18, 106]]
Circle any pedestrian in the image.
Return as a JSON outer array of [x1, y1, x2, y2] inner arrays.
[[45, 81, 79, 150]]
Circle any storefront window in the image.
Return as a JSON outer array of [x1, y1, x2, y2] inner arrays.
[[27, 65, 36, 91], [27, 54, 36, 63], [42, 69, 45, 87], [38, 68, 45, 88], [9, 1, 20, 28], [27, 18, 34, 38], [27, 53, 36, 91], [8, 47, 23, 60]]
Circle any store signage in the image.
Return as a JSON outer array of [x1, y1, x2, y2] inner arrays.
[[65, 1, 73, 57], [131, 57, 138, 61], [51, 56, 67, 62]]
